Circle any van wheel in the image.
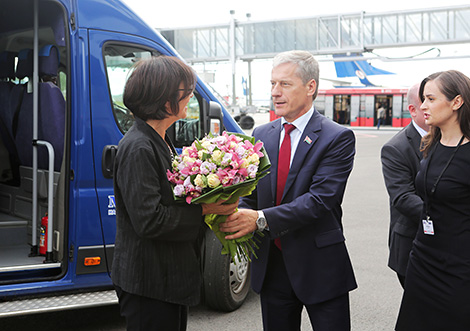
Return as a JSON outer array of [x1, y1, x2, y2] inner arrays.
[[239, 115, 254, 129], [203, 228, 251, 312]]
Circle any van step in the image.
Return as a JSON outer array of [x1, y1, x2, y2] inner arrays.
[[0, 262, 61, 273], [0, 220, 28, 227], [0, 290, 118, 317]]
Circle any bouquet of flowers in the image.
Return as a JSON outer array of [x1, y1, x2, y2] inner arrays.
[[167, 131, 271, 263]]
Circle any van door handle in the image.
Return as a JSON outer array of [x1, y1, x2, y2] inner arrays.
[[102, 145, 118, 179]]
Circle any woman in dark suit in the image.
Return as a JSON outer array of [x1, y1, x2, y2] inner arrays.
[[111, 56, 238, 331], [395, 70, 470, 330]]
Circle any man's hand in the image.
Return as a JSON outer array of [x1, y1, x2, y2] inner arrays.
[[219, 209, 258, 240]]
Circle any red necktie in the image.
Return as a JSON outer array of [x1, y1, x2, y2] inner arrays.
[[275, 123, 296, 250]]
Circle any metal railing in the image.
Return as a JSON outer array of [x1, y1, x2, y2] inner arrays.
[[160, 5, 470, 63]]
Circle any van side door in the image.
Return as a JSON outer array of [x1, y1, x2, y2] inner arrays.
[[87, 30, 213, 271]]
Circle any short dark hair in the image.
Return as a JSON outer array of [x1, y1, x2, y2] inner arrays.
[[123, 56, 196, 121], [420, 70, 470, 157]]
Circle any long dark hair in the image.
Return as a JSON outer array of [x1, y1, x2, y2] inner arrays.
[[419, 70, 470, 157], [123, 56, 196, 121]]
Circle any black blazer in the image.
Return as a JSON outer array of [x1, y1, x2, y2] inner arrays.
[[240, 110, 357, 305], [381, 123, 423, 276], [112, 117, 204, 306]]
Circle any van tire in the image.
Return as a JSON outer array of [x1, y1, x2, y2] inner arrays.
[[239, 115, 254, 129], [203, 228, 251, 312]]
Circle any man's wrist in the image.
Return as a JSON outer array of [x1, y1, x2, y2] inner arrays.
[[256, 210, 268, 231]]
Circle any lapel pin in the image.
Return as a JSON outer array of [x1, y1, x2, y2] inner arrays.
[[304, 136, 312, 144]]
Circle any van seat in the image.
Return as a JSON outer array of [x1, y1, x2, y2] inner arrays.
[[38, 45, 64, 171], [14, 45, 65, 172]]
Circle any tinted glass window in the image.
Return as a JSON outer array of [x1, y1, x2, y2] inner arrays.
[[103, 44, 202, 142], [104, 45, 153, 133]]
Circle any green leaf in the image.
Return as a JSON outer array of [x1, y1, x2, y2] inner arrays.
[[202, 152, 211, 161], [194, 140, 203, 150], [258, 145, 271, 174]]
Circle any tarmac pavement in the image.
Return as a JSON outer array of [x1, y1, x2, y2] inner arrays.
[[187, 112, 404, 330], [3, 113, 403, 330]]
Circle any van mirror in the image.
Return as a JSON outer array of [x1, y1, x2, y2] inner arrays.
[[208, 101, 223, 135]]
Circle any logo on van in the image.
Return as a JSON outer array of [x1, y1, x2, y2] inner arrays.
[[108, 195, 116, 216]]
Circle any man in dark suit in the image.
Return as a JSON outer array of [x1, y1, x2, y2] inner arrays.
[[380, 83, 429, 288], [219, 50, 357, 331]]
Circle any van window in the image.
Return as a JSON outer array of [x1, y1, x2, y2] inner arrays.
[[103, 44, 202, 142], [58, 69, 67, 100], [104, 45, 153, 133], [173, 95, 201, 144]]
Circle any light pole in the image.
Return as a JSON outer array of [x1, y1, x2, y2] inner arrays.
[[229, 10, 236, 109]]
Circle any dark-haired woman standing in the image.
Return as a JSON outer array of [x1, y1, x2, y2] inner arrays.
[[111, 56, 238, 331], [396, 70, 470, 330]]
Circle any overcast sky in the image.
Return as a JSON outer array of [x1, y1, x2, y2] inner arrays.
[[123, 0, 469, 29], [121, 0, 470, 105]]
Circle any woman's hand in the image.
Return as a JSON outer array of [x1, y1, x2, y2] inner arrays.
[[201, 198, 239, 216]]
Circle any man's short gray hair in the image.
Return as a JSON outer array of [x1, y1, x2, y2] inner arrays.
[[273, 50, 320, 100]]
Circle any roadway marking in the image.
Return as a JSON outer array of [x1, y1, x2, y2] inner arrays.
[[354, 133, 378, 138]]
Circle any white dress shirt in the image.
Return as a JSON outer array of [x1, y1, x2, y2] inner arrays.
[[412, 120, 428, 137], [279, 106, 314, 166]]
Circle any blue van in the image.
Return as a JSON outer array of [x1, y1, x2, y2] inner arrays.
[[0, 0, 249, 316]]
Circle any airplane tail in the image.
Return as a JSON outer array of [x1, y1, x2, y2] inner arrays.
[[333, 53, 394, 87]]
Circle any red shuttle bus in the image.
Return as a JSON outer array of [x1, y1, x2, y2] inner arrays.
[[315, 88, 410, 128]]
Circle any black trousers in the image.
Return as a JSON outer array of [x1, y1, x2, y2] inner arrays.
[[260, 246, 351, 331], [115, 285, 188, 331]]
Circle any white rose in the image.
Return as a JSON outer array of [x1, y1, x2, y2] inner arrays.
[[239, 159, 249, 169], [194, 174, 207, 188], [207, 174, 221, 188], [248, 153, 260, 165], [212, 150, 223, 163], [183, 156, 196, 164]]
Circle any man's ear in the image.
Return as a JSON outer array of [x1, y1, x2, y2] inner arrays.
[[307, 79, 316, 97], [408, 105, 417, 118]]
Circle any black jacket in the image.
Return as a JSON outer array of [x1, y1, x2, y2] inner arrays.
[[381, 123, 423, 276], [112, 117, 204, 306]]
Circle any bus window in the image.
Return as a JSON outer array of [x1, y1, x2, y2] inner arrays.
[[333, 95, 350, 124], [375, 95, 392, 126]]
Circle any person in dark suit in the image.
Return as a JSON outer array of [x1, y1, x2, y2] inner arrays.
[[380, 83, 429, 288], [112, 56, 238, 331], [219, 50, 357, 331]]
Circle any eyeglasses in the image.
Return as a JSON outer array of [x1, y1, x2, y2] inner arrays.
[[177, 88, 194, 93]]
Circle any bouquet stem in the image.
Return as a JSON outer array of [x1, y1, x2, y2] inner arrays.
[[204, 212, 261, 264]]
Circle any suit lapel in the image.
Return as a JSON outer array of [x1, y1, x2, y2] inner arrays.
[[281, 111, 321, 202], [262, 120, 282, 203], [406, 124, 423, 160]]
